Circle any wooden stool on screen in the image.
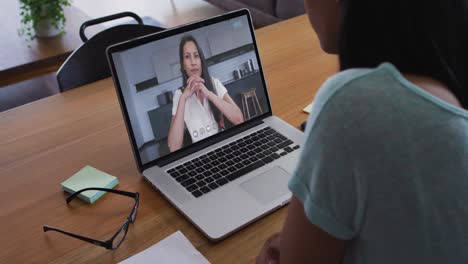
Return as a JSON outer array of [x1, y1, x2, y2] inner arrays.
[[240, 88, 262, 120]]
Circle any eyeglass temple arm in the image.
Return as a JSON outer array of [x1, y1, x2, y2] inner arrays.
[[43, 225, 109, 248], [66, 188, 138, 204]]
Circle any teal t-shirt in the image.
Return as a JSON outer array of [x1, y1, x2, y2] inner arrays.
[[289, 63, 468, 263]]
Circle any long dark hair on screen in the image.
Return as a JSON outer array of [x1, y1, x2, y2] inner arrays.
[[338, 0, 468, 108], [179, 35, 223, 129]]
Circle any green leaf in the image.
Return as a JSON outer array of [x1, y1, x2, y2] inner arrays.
[[17, 0, 72, 40]]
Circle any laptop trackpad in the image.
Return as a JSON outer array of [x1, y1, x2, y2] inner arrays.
[[240, 166, 291, 205]]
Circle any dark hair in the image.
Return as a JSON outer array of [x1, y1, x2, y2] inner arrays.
[[338, 0, 468, 108], [179, 35, 223, 128]]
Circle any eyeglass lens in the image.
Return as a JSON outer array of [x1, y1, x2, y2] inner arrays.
[[112, 224, 129, 249], [131, 201, 139, 222]]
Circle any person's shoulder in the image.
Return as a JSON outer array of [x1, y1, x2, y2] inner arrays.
[[313, 63, 399, 113], [317, 66, 385, 100], [210, 77, 222, 86], [311, 67, 373, 114], [306, 63, 406, 137], [173, 88, 182, 97], [174, 88, 182, 95], [210, 77, 227, 95], [172, 88, 183, 102]]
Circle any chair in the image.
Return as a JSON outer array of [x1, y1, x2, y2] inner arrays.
[[240, 88, 262, 120], [56, 12, 165, 92]]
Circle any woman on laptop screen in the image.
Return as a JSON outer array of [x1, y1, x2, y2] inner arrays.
[[168, 35, 244, 152]]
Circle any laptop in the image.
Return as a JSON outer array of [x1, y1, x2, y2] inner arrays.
[[107, 9, 305, 241]]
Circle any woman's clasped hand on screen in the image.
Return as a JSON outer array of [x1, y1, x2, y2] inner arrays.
[[182, 75, 209, 101]]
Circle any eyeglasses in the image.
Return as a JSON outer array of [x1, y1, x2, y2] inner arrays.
[[43, 188, 139, 250]]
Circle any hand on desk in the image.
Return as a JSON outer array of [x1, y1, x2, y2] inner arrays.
[[256, 232, 281, 264]]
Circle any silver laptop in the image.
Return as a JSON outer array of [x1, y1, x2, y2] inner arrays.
[[107, 9, 304, 240]]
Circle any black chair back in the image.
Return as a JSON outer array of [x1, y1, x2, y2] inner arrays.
[[57, 12, 164, 92]]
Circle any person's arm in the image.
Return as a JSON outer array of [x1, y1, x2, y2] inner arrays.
[[192, 77, 243, 124], [168, 92, 189, 152], [257, 196, 346, 264], [280, 196, 346, 263], [206, 92, 244, 125]]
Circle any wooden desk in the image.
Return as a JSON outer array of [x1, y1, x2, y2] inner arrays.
[[0, 15, 337, 264]]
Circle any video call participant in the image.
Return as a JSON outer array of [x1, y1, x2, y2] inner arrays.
[[168, 35, 244, 152]]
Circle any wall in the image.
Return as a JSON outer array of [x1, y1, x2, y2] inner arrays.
[[112, 53, 144, 147]]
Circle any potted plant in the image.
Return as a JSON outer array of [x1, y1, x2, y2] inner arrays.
[[19, 0, 72, 40]]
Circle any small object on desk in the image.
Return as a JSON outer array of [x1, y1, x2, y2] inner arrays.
[[301, 102, 313, 131], [119, 231, 210, 264], [302, 102, 313, 113], [61, 165, 119, 204], [300, 121, 307, 131]]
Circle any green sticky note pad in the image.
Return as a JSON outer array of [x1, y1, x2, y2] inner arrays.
[[61, 166, 119, 204]]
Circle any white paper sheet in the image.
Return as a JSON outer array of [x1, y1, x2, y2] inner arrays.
[[303, 102, 313, 113], [119, 231, 210, 264]]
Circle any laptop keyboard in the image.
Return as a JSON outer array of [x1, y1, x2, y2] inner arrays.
[[166, 126, 300, 198]]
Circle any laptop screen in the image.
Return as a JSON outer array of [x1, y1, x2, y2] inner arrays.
[[110, 12, 271, 167]]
